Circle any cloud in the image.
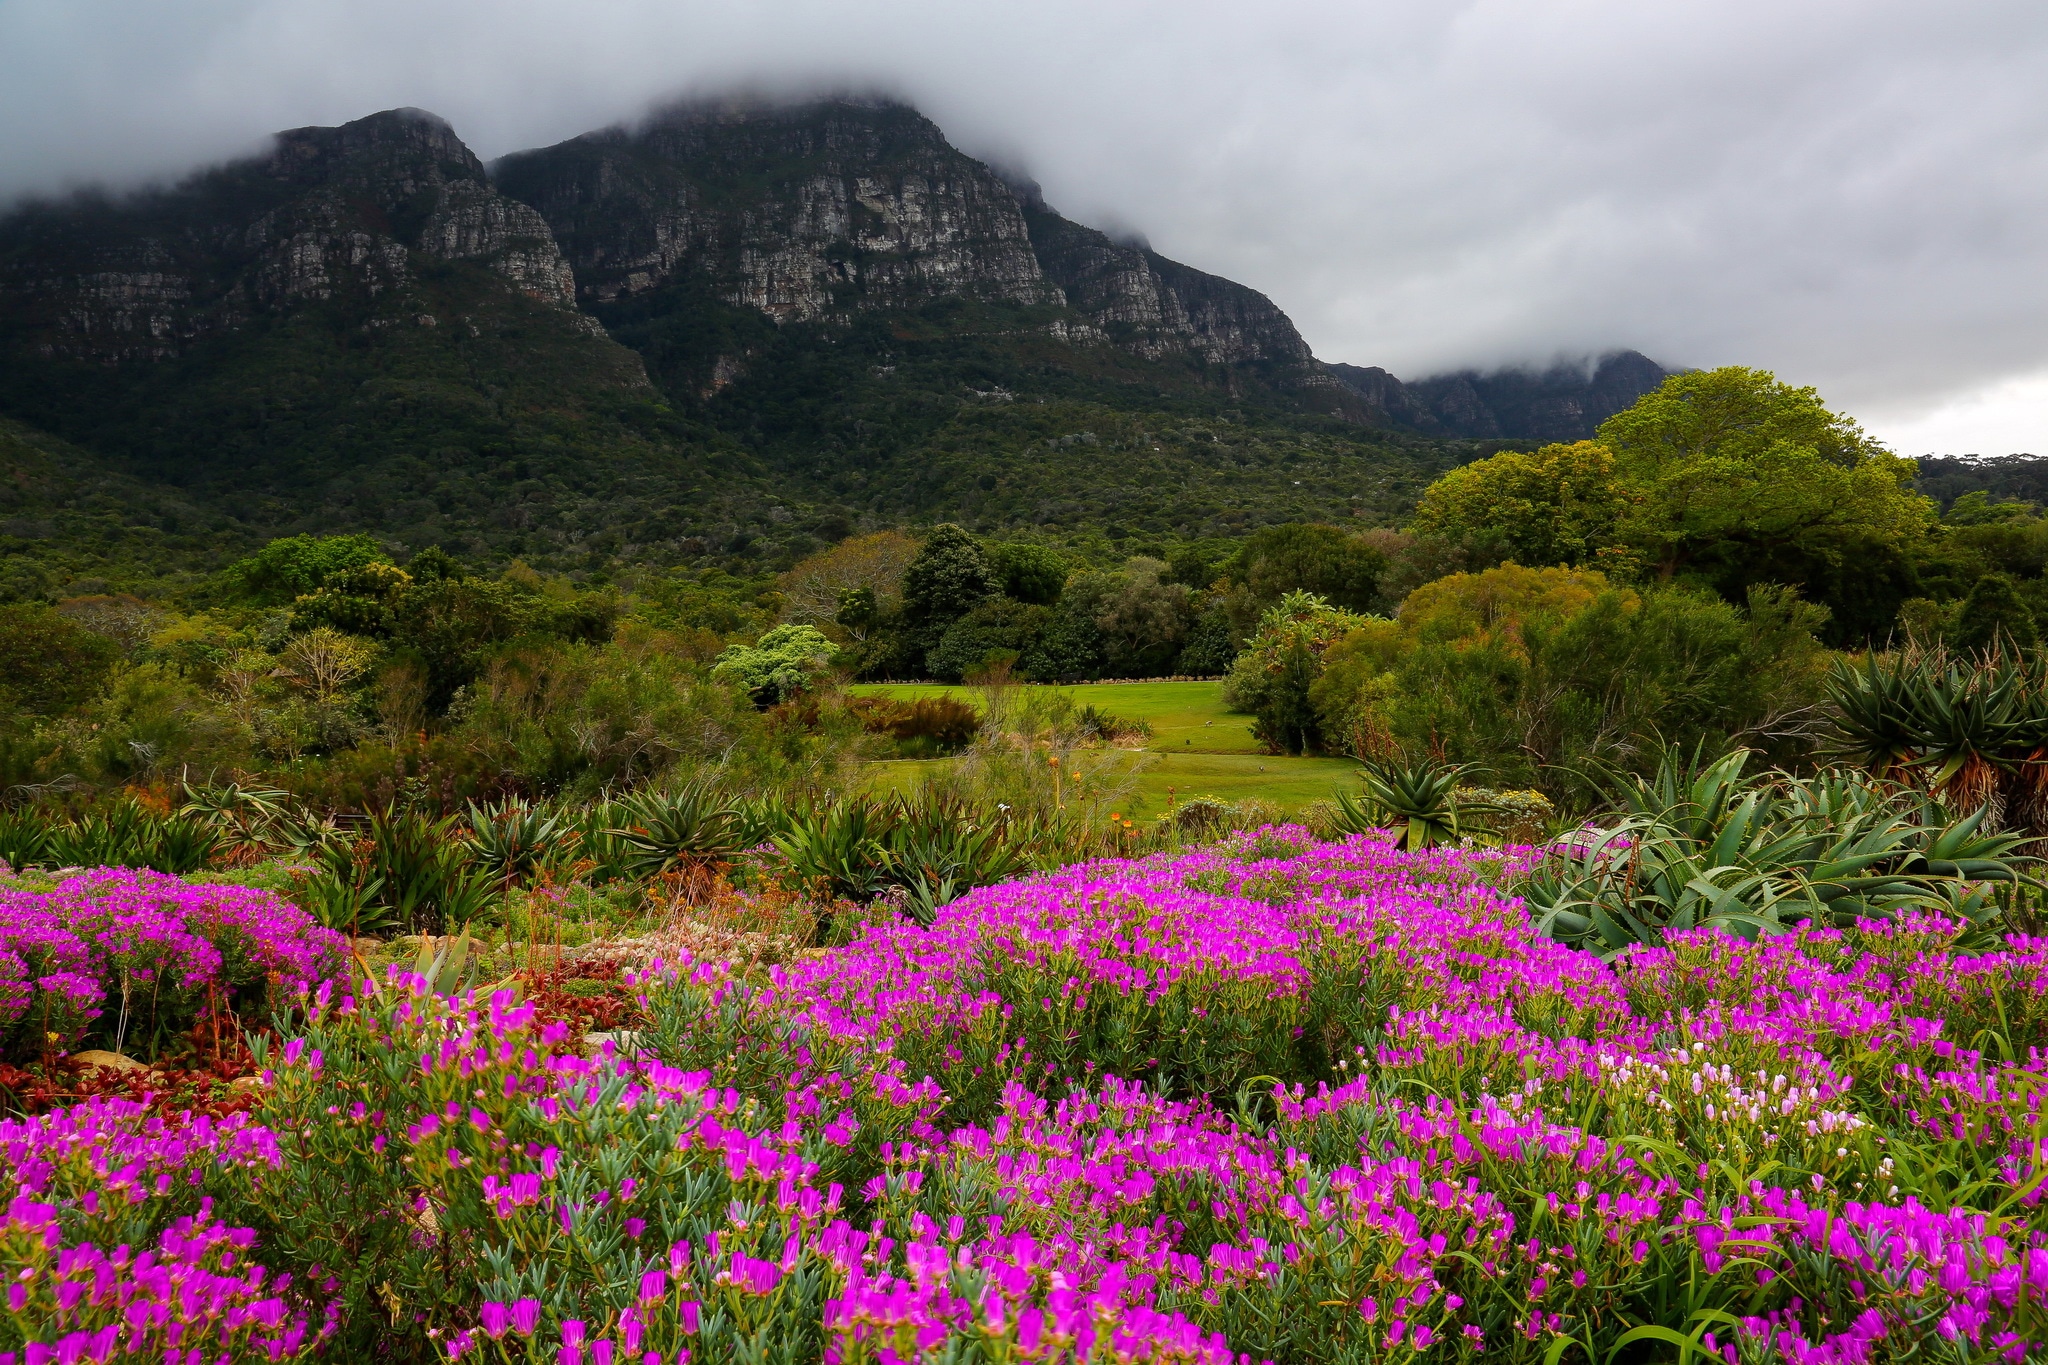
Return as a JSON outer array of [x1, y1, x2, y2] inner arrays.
[[2, 0, 2044, 449]]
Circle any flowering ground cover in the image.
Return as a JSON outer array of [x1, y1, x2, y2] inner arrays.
[[0, 868, 345, 1067], [3, 830, 2047, 1362]]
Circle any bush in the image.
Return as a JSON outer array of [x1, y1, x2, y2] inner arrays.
[[924, 598, 1047, 682], [711, 624, 836, 706], [848, 696, 983, 755], [0, 604, 119, 716], [1222, 591, 1370, 755], [0, 868, 344, 1061], [1310, 566, 1831, 798]]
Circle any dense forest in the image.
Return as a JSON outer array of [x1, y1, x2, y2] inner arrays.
[[4, 363, 2042, 824]]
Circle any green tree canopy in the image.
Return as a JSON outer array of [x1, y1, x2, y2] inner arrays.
[[985, 541, 1069, 606], [1409, 441, 1633, 568], [223, 534, 390, 607], [1598, 368, 1931, 583], [712, 624, 837, 705], [901, 525, 998, 625], [0, 604, 119, 715], [1227, 523, 1385, 612], [1949, 573, 2038, 654]]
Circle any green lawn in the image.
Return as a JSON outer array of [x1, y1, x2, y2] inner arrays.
[[851, 680, 1264, 752], [852, 681, 1360, 816]]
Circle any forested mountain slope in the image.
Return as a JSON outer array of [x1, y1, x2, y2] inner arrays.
[[0, 96, 1634, 589]]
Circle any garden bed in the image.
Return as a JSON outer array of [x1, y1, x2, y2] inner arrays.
[[3, 831, 2044, 1361]]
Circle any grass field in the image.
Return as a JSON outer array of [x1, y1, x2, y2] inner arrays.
[[852, 680, 1264, 752], [852, 681, 1361, 816]]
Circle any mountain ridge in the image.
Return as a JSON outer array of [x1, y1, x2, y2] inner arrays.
[[0, 96, 1662, 589]]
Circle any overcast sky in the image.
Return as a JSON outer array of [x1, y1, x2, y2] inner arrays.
[[3, 0, 2044, 453]]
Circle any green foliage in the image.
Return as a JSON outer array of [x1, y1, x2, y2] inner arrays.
[[1524, 750, 2034, 957], [1409, 439, 1633, 568], [1332, 758, 1503, 850], [0, 603, 119, 715], [925, 597, 1047, 682], [1600, 366, 1934, 634], [1078, 558, 1198, 678], [1177, 603, 1240, 674], [773, 799, 899, 912], [984, 541, 1068, 605], [1225, 522, 1385, 611], [464, 799, 570, 890], [0, 798, 227, 874], [1019, 600, 1107, 682], [603, 781, 744, 878], [1222, 591, 1370, 755], [303, 805, 496, 936], [1309, 564, 1832, 800], [1950, 572, 2038, 652], [882, 794, 1032, 925], [900, 523, 997, 625], [710, 623, 836, 706], [222, 534, 390, 607], [1823, 645, 2048, 833]]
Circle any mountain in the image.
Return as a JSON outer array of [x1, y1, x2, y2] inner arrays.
[[0, 107, 795, 572], [1325, 351, 1670, 441], [490, 97, 1322, 404], [0, 95, 1639, 591]]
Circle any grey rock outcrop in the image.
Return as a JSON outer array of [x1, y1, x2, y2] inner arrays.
[[496, 97, 1317, 371], [1013, 185, 1312, 368], [496, 98, 1060, 322], [0, 108, 591, 364]]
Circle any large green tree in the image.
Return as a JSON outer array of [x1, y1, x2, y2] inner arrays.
[[1598, 368, 1932, 629], [1408, 441, 1634, 568], [901, 525, 998, 626], [1227, 524, 1386, 612]]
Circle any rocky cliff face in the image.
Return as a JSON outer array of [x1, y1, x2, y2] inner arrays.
[[1013, 188, 1312, 368], [495, 99, 1059, 323], [1326, 351, 1669, 441], [0, 108, 592, 365], [495, 98, 1316, 372]]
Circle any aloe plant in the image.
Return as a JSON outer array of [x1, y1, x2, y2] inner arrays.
[[306, 805, 495, 937], [465, 798, 570, 889], [1824, 645, 2048, 832], [1526, 748, 2037, 957], [602, 781, 742, 879], [884, 794, 1032, 925], [1330, 758, 1505, 850]]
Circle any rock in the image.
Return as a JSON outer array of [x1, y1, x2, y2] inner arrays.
[[494, 97, 1318, 373], [0, 107, 593, 366], [584, 1030, 647, 1055], [229, 1075, 264, 1091], [71, 1050, 146, 1073]]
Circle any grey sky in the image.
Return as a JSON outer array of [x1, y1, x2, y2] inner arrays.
[[3, 0, 2044, 451]]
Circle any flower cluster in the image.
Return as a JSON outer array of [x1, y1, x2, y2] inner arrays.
[[0, 1195, 328, 1363], [0, 869, 345, 1057], [6, 829, 2048, 1361]]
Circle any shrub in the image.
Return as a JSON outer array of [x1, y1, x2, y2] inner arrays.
[[0, 604, 119, 716], [1522, 749, 2033, 956], [711, 624, 836, 706], [848, 696, 983, 754], [0, 869, 344, 1060]]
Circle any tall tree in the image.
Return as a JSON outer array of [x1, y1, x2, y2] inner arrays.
[[1227, 524, 1386, 611], [1408, 441, 1633, 568], [1598, 367, 1931, 584], [901, 525, 998, 626]]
